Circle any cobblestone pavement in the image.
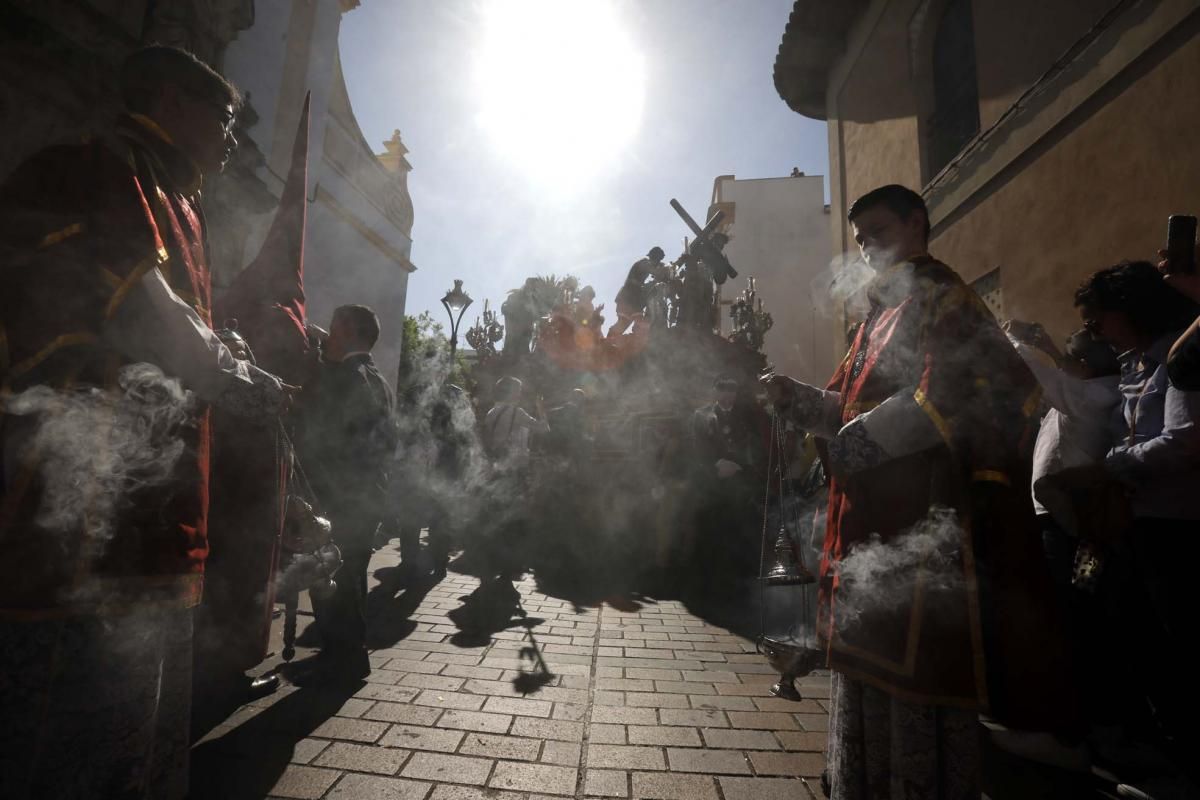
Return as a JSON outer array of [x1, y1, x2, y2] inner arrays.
[[191, 541, 829, 799]]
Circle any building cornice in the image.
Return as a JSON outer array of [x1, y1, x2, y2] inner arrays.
[[773, 0, 870, 120], [315, 185, 416, 272]]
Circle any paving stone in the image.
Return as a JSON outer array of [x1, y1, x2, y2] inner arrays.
[[400, 674, 467, 692], [401, 752, 493, 785], [314, 742, 410, 775], [362, 702, 444, 726], [268, 764, 342, 799], [429, 786, 525, 800], [718, 776, 815, 800], [752, 698, 825, 714], [355, 684, 423, 704], [737, 674, 778, 686], [714, 683, 775, 697], [384, 657, 446, 675], [665, 747, 752, 774], [211, 572, 834, 798], [436, 710, 513, 734], [630, 771, 719, 800], [585, 769, 629, 797], [587, 744, 666, 770], [374, 648, 434, 661], [596, 678, 656, 692], [701, 728, 781, 750], [510, 716, 585, 742], [312, 717, 390, 743], [775, 731, 827, 752], [379, 724, 465, 753], [482, 696, 553, 718], [727, 711, 799, 730], [796, 714, 829, 732], [459, 733, 542, 761], [438, 664, 505, 680], [598, 658, 704, 671], [540, 740, 582, 766], [688, 695, 757, 711], [544, 643, 594, 656], [559, 674, 591, 689], [489, 762, 579, 795], [590, 706, 657, 726], [324, 773, 432, 800], [749, 750, 825, 777], [291, 737, 331, 764], [460, 678, 521, 696], [624, 648, 675, 659], [334, 698, 377, 719], [414, 690, 487, 711], [624, 630, 670, 640], [422, 652, 484, 666], [588, 723, 627, 744], [623, 692, 690, 709], [531, 686, 590, 704], [654, 681, 716, 695], [625, 668, 682, 681], [681, 670, 741, 683], [552, 702, 588, 721], [657, 709, 727, 728], [363, 669, 406, 685], [624, 726, 701, 755]]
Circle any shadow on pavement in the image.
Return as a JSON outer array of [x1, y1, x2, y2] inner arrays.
[[362, 565, 435, 650], [189, 682, 361, 799]]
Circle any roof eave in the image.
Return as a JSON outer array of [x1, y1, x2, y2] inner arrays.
[[772, 0, 870, 121]]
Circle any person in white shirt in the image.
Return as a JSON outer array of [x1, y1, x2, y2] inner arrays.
[[1004, 323, 1121, 539]]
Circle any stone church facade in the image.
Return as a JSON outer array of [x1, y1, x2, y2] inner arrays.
[[0, 0, 415, 380]]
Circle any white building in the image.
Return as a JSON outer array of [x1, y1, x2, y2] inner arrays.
[[220, 0, 415, 382], [707, 173, 834, 385]]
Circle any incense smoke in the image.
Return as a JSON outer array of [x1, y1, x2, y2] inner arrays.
[[824, 251, 875, 305], [832, 506, 965, 631], [4, 363, 193, 550]]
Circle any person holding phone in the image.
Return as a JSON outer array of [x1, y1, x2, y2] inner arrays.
[[1074, 261, 1200, 772], [1156, 216, 1200, 389]]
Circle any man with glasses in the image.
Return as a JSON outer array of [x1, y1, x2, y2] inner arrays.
[[0, 46, 286, 798]]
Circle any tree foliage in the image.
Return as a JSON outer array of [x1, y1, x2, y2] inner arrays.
[[397, 312, 474, 405]]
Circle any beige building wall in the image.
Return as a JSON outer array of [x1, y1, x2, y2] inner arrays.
[[805, 0, 1200, 344], [709, 174, 835, 385], [931, 24, 1200, 341]]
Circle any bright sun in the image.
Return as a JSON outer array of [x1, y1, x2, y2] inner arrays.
[[474, 0, 646, 190]]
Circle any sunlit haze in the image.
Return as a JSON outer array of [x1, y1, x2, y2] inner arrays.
[[474, 0, 645, 190], [339, 0, 828, 342]]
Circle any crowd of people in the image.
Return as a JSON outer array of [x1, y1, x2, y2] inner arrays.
[[3, 43, 1200, 800], [760, 185, 1200, 799]]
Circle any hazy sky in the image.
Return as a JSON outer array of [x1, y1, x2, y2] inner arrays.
[[340, 0, 828, 337]]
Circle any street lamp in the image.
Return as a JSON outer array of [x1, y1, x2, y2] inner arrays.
[[441, 279, 473, 358]]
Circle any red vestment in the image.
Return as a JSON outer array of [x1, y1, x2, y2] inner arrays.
[[0, 114, 214, 615], [819, 256, 1078, 731], [200, 96, 311, 672]]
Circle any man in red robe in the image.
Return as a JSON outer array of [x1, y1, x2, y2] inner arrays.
[[0, 46, 286, 799], [765, 185, 1077, 799], [195, 95, 314, 706]]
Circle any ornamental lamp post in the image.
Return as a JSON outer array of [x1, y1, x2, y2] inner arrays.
[[441, 279, 474, 358]]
